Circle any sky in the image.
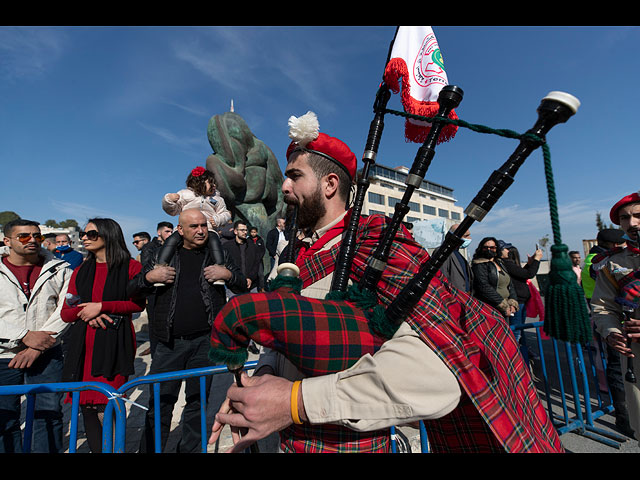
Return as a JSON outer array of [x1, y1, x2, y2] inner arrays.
[[1, 25, 639, 259]]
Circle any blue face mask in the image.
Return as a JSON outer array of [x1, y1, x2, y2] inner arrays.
[[56, 245, 71, 252], [461, 238, 472, 249]]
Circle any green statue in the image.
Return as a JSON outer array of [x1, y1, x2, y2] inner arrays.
[[205, 111, 287, 242]]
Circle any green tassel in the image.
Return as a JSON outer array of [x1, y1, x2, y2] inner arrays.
[[542, 243, 591, 344], [324, 290, 348, 301], [267, 275, 303, 294], [366, 304, 400, 339], [208, 346, 248, 370]]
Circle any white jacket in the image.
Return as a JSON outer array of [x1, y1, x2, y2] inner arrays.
[[162, 188, 232, 230], [0, 249, 72, 358]]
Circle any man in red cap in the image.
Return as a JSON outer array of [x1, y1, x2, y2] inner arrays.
[[209, 112, 562, 453], [592, 192, 640, 444]]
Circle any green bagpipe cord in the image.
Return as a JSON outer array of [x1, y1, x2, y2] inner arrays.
[[540, 143, 591, 345]]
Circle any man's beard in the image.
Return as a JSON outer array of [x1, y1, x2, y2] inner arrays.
[[285, 187, 326, 231]]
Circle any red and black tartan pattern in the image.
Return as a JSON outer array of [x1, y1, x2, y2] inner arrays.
[[210, 213, 563, 453], [210, 290, 385, 377], [279, 423, 390, 453]]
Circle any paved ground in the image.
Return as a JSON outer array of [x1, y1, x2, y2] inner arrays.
[[59, 313, 640, 454]]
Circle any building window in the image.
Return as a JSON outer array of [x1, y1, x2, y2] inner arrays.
[[451, 211, 461, 220], [438, 208, 449, 218], [388, 196, 401, 207], [423, 205, 436, 215], [408, 201, 420, 212], [407, 216, 420, 223], [369, 209, 385, 216], [368, 192, 385, 205]]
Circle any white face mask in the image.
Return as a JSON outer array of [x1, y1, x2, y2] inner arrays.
[[461, 238, 472, 249]]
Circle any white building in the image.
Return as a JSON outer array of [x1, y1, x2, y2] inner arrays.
[[39, 225, 86, 254], [361, 164, 464, 230]]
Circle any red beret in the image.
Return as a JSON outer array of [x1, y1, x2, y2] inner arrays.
[[610, 192, 640, 225], [286, 132, 357, 180], [286, 112, 357, 180]]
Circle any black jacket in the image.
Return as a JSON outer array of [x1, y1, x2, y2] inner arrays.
[[471, 258, 518, 309], [502, 258, 540, 303], [266, 227, 282, 258], [439, 249, 474, 294], [250, 235, 266, 256], [140, 237, 163, 270], [128, 244, 246, 343], [223, 239, 262, 288]]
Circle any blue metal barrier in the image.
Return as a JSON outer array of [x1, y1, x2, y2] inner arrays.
[[112, 360, 258, 453], [0, 381, 127, 453], [513, 320, 628, 449]]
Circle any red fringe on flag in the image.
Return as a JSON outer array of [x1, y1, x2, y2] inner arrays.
[[384, 57, 458, 144]]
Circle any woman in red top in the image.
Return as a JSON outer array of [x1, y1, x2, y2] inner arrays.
[[61, 217, 145, 453]]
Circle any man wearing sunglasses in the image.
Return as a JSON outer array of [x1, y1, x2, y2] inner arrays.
[[0, 219, 72, 453]]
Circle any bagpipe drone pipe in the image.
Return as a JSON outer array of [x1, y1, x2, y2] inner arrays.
[[208, 86, 582, 378]]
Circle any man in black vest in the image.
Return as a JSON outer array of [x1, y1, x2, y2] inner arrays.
[[135, 209, 246, 453]]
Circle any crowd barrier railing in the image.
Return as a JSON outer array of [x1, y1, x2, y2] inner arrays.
[[513, 320, 629, 449], [0, 380, 127, 453]]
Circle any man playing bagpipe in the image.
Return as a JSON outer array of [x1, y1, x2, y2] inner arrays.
[[208, 111, 563, 453], [593, 192, 640, 445]]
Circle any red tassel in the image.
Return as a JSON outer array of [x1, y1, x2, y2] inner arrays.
[[384, 58, 458, 144]]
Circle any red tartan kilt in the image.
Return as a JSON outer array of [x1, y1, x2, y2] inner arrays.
[[210, 289, 387, 377], [279, 423, 391, 453], [423, 391, 504, 453]]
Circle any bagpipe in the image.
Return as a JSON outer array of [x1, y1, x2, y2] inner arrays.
[[614, 229, 640, 384], [208, 82, 581, 377]]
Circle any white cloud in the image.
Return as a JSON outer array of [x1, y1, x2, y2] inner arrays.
[[162, 99, 210, 118], [0, 27, 66, 80], [137, 121, 203, 151], [51, 200, 149, 233], [170, 27, 342, 115], [467, 195, 622, 255]]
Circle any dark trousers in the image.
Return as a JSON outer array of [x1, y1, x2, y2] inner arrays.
[[0, 345, 64, 453], [589, 298, 629, 422], [139, 334, 213, 453]]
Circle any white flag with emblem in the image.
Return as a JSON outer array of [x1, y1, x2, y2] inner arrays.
[[383, 26, 458, 143]]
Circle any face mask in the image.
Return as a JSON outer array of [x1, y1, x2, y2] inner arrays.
[[461, 238, 472, 249], [481, 248, 497, 259], [56, 245, 71, 252]]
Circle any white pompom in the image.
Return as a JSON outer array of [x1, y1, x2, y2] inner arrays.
[[288, 111, 319, 147]]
